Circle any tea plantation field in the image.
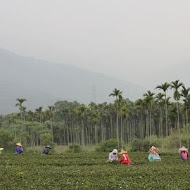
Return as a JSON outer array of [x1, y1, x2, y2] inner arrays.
[[0, 152, 190, 190]]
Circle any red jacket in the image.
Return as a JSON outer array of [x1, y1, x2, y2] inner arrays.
[[120, 153, 131, 165]]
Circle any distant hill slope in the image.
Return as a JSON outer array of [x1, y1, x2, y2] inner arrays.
[[0, 48, 145, 114]]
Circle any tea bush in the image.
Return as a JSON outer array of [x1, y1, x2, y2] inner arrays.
[[0, 152, 190, 189]]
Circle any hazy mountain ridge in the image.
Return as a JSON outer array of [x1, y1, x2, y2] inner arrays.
[[0, 48, 145, 114]]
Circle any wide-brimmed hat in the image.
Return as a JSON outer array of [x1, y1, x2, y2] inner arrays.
[[45, 145, 51, 149], [150, 146, 156, 150], [179, 146, 188, 152], [119, 149, 127, 154], [16, 142, 22, 147], [112, 149, 118, 154], [149, 146, 159, 153]]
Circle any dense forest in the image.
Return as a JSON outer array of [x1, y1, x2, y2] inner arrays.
[[0, 80, 190, 148]]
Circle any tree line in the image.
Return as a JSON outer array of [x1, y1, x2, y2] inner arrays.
[[0, 80, 190, 148]]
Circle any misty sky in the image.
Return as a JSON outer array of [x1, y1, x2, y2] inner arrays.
[[0, 0, 190, 88]]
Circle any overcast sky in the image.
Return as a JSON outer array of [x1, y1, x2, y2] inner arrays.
[[0, 0, 190, 88]]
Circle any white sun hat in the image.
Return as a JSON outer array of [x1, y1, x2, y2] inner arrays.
[[112, 149, 118, 154]]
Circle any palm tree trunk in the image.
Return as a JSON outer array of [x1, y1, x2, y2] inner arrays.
[[116, 109, 119, 148], [81, 120, 85, 146], [165, 95, 168, 136], [120, 116, 123, 149], [149, 110, 152, 136], [95, 125, 98, 144], [186, 107, 188, 124], [176, 101, 181, 147], [51, 118, 54, 142], [146, 110, 149, 137]]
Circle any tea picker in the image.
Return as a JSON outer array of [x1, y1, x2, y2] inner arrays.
[[108, 149, 118, 162], [15, 142, 24, 154], [0, 147, 4, 154], [148, 146, 161, 162], [43, 145, 52, 155], [119, 149, 132, 165], [179, 146, 188, 161]]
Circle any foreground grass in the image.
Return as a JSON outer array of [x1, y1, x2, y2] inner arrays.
[[0, 152, 189, 190]]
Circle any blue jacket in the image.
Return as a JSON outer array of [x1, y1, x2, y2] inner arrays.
[[15, 147, 23, 154], [148, 153, 161, 162], [43, 147, 51, 155]]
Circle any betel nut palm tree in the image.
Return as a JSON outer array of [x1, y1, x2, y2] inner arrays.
[[156, 82, 170, 136], [109, 88, 122, 149], [15, 98, 26, 121]]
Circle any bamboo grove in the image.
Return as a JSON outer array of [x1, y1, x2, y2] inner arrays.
[[0, 80, 190, 147]]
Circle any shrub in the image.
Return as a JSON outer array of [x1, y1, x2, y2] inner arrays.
[[130, 139, 147, 152], [130, 137, 161, 152], [0, 130, 14, 152], [165, 132, 190, 150], [68, 143, 81, 153], [146, 135, 162, 147], [95, 139, 121, 152]]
